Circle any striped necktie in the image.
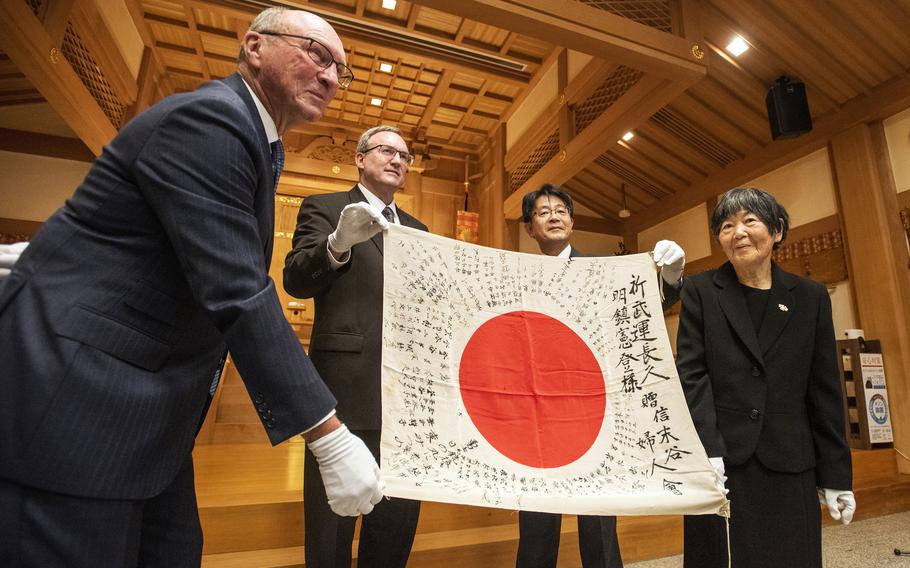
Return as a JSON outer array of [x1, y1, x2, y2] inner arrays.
[[381, 206, 395, 224], [270, 139, 285, 191]]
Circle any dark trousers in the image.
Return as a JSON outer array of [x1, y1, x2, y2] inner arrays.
[[0, 456, 202, 568], [516, 510, 623, 568], [684, 456, 821, 568], [304, 429, 421, 568]]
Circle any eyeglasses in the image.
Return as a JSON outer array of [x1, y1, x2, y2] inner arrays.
[[533, 207, 570, 219], [259, 31, 355, 89], [362, 144, 415, 166]]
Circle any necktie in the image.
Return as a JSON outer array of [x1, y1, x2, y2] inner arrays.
[[270, 139, 285, 191], [381, 206, 395, 224]]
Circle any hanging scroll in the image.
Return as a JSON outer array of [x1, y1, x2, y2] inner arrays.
[[381, 225, 727, 516]]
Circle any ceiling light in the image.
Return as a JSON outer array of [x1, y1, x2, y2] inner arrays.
[[726, 36, 749, 57], [382, 0, 397, 10], [379, 62, 393, 73], [370, 98, 383, 106], [621, 131, 634, 142]]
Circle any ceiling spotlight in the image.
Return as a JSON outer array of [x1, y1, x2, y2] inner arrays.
[[621, 131, 634, 142], [370, 98, 383, 106], [726, 36, 749, 57], [382, 0, 397, 10], [379, 62, 393, 73]]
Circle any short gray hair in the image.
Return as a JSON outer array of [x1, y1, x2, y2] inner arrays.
[[357, 125, 403, 153], [238, 7, 289, 63]]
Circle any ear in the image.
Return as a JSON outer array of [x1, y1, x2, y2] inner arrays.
[[354, 152, 365, 170], [241, 32, 264, 69], [524, 222, 533, 237]]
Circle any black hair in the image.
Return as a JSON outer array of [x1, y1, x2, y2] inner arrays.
[[710, 187, 790, 249], [521, 183, 575, 223]]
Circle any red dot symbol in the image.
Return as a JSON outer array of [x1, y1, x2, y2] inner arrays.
[[459, 311, 606, 468]]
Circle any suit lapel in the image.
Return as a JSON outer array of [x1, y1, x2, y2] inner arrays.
[[714, 263, 764, 365], [224, 73, 274, 266], [757, 263, 796, 356]]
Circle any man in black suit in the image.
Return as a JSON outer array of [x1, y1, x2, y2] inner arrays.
[[0, 8, 381, 567], [516, 183, 685, 568], [284, 125, 427, 568]]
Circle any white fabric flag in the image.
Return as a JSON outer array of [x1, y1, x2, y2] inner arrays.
[[381, 225, 728, 516]]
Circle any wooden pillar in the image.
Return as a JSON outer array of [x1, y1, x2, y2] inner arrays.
[[491, 124, 508, 250], [403, 169, 424, 220], [830, 122, 910, 472]]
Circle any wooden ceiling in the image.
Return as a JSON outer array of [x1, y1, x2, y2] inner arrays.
[[1, 0, 909, 232]]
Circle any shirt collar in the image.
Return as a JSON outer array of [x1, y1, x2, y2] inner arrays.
[[556, 244, 573, 258], [240, 77, 279, 144], [357, 183, 398, 223]]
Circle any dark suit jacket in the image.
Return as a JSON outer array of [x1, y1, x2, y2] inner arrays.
[[676, 261, 851, 489], [284, 186, 427, 431], [0, 73, 335, 500]]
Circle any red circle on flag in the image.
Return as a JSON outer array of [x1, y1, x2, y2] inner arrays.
[[459, 311, 606, 468]]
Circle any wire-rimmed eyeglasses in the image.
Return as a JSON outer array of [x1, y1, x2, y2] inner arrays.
[[362, 144, 415, 166], [259, 31, 355, 89]]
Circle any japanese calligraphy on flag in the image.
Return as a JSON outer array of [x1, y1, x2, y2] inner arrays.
[[380, 225, 728, 516]]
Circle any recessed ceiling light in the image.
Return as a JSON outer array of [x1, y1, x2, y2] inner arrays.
[[371, 98, 383, 106], [379, 62, 393, 73], [382, 0, 397, 10], [726, 36, 749, 57], [621, 131, 634, 142]]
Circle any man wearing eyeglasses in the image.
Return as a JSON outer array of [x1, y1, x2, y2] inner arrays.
[[517, 184, 686, 568], [0, 7, 382, 567], [284, 124, 427, 568]]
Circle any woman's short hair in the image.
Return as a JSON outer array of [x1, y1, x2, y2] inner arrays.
[[710, 187, 790, 249], [521, 184, 574, 223]]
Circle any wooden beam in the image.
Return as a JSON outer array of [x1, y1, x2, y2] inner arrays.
[[627, 72, 910, 233], [42, 0, 75, 46], [571, 214, 623, 236], [504, 72, 696, 219], [411, 0, 707, 81], [0, 127, 93, 162], [0, 0, 116, 156]]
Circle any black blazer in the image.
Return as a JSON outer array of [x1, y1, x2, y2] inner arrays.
[[284, 186, 427, 430], [676, 262, 851, 489], [0, 73, 335, 500]]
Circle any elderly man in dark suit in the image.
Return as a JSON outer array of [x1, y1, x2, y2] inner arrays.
[[284, 124, 427, 568], [516, 183, 686, 568], [0, 7, 381, 567]]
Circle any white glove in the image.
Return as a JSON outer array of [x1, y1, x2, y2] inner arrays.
[[307, 424, 384, 517], [328, 203, 389, 254], [708, 457, 729, 496], [652, 240, 685, 286], [0, 241, 29, 280], [818, 488, 856, 525]]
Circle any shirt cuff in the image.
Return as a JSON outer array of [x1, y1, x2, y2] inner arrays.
[[301, 409, 336, 435], [327, 241, 350, 270]]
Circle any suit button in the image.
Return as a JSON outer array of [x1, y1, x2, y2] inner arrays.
[[751, 367, 761, 377], [750, 409, 760, 420], [257, 403, 268, 411], [266, 420, 276, 429], [254, 394, 265, 404]]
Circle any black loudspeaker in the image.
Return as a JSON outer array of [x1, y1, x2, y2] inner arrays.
[[766, 76, 812, 140]]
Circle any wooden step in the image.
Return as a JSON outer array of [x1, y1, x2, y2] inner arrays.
[[196, 444, 910, 566]]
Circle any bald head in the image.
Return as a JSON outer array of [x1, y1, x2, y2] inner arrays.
[[238, 8, 347, 134]]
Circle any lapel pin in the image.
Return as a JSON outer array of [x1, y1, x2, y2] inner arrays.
[[778, 304, 788, 312]]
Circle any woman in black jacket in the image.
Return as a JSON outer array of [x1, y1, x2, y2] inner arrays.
[[677, 187, 855, 567]]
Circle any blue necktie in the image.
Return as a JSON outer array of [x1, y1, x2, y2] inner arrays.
[[382, 206, 395, 224], [270, 139, 285, 191]]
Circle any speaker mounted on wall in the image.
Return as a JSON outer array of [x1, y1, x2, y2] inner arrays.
[[766, 76, 812, 140]]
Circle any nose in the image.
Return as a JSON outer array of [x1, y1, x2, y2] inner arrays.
[[316, 64, 340, 89]]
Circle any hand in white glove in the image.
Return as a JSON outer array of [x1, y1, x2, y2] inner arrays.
[[652, 240, 685, 286], [307, 424, 384, 517], [818, 488, 856, 525], [0, 241, 29, 280], [708, 456, 729, 496], [328, 203, 389, 255]]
